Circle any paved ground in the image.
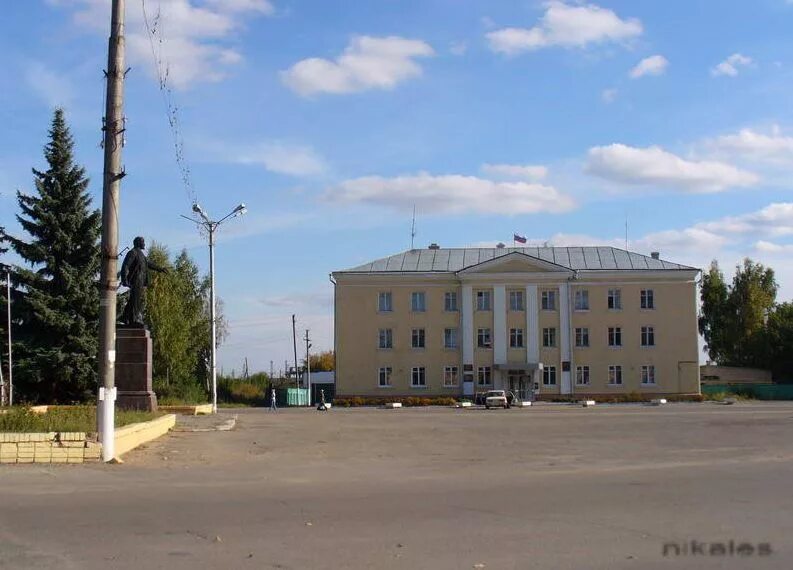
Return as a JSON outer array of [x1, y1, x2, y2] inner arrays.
[[2, 402, 793, 569]]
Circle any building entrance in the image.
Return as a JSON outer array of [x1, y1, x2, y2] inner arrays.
[[507, 372, 531, 402]]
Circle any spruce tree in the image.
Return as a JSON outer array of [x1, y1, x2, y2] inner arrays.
[[1, 109, 101, 403]]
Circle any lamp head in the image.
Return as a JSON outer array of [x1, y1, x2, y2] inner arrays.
[[234, 203, 247, 216]]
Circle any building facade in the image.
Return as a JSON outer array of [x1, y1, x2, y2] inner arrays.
[[332, 246, 700, 400]]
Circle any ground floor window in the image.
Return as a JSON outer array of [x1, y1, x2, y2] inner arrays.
[[543, 366, 557, 386], [641, 365, 656, 385], [477, 366, 492, 386], [411, 367, 426, 387], [443, 366, 459, 387], [378, 367, 392, 387], [608, 365, 623, 385], [575, 365, 590, 385]]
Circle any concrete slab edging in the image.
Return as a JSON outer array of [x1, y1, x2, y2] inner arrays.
[[114, 414, 177, 459], [159, 404, 213, 416]]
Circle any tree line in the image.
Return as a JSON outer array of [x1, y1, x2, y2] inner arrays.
[[0, 109, 218, 403]]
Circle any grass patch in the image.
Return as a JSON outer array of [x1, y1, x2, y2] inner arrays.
[[0, 406, 161, 433]]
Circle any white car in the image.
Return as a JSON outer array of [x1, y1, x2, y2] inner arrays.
[[485, 390, 510, 409]]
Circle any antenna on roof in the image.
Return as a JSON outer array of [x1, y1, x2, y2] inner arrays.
[[410, 204, 416, 250], [624, 209, 629, 250]]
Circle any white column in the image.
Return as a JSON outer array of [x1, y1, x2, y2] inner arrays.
[[462, 284, 474, 366], [525, 285, 539, 363], [559, 281, 572, 394], [493, 285, 506, 366]]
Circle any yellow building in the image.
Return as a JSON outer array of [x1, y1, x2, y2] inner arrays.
[[331, 245, 700, 400]]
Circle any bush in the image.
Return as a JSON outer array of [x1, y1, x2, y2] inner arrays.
[[157, 382, 209, 405], [0, 406, 160, 433], [217, 379, 266, 406]]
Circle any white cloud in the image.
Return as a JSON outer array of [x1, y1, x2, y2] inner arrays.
[[281, 36, 434, 97], [708, 126, 793, 164], [449, 41, 468, 56], [486, 1, 642, 55], [629, 54, 669, 79], [51, 0, 271, 89], [326, 172, 575, 215], [601, 88, 618, 104], [480, 163, 548, 180], [234, 142, 327, 177], [755, 240, 793, 253], [586, 143, 760, 192], [697, 203, 793, 238], [24, 61, 74, 108], [711, 53, 752, 77]]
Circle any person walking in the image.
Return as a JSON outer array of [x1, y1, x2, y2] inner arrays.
[[270, 388, 277, 412]]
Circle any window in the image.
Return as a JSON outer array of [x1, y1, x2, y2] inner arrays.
[[641, 326, 655, 347], [476, 290, 492, 311], [510, 328, 524, 348], [574, 290, 589, 311], [378, 292, 392, 312], [575, 327, 589, 348], [378, 367, 392, 387], [444, 327, 458, 349], [575, 365, 590, 385], [444, 291, 458, 312], [641, 365, 656, 385], [477, 366, 492, 386], [443, 366, 459, 387], [411, 367, 426, 387], [543, 366, 557, 386], [543, 327, 557, 348], [378, 328, 393, 349], [477, 328, 492, 348], [411, 328, 425, 349], [411, 291, 426, 312], [541, 290, 556, 310], [607, 288, 622, 310], [509, 290, 525, 311], [608, 365, 623, 385], [641, 289, 655, 309], [608, 327, 622, 347]]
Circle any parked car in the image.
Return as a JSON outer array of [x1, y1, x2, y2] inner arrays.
[[485, 390, 510, 409]]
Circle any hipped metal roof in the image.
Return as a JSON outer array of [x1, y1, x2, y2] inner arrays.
[[339, 247, 696, 274]]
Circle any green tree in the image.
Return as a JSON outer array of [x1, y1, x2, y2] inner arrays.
[[763, 303, 793, 380], [699, 261, 730, 363], [305, 350, 334, 372], [0, 109, 100, 403]]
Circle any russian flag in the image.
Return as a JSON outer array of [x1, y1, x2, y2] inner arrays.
[[513, 233, 527, 244]]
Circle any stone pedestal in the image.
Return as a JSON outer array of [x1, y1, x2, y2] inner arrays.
[[116, 327, 158, 411]]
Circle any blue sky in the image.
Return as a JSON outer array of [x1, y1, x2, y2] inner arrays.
[[2, 0, 793, 373]]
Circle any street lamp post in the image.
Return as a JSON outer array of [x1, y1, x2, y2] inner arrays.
[[182, 203, 246, 413]]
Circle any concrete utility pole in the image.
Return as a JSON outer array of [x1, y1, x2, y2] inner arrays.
[[291, 314, 298, 389], [97, 0, 126, 462], [5, 271, 12, 407], [304, 329, 312, 407], [182, 202, 246, 413]]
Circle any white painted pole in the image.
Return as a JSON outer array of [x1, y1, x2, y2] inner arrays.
[[209, 225, 217, 414], [305, 330, 311, 407], [6, 271, 11, 407]]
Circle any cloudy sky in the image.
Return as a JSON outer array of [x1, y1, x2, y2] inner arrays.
[[2, 0, 793, 373]]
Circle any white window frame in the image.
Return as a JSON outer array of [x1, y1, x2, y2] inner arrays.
[[641, 326, 655, 347], [378, 291, 392, 313], [575, 327, 589, 348], [477, 366, 492, 386], [641, 365, 656, 385], [411, 291, 426, 312], [575, 365, 590, 385], [608, 327, 622, 347], [541, 290, 556, 311], [543, 366, 557, 386], [443, 366, 459, 387], [378, 328, 393, 349], [411, 367, 426, 388], [444, 291, 458, 312], [411, 328, 426, 349], [477, 328, 492, 348], [443, 327, 458, 349], [542, 327, 556, 348], [476, 290, 492, 311], [641, 289, 655, 310], [607, 288, 622, 310], [509, 328, 524, 348], [608, 365, 623, 385], [574, 289, 589, 311], [378, 367, 392, 387], [509, 290, 525, 311]]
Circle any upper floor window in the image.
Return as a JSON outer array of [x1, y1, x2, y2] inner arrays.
[[509, 290, 525, 311], [477, 366, 492, 386], [444, 291, 458, 312], [411, 367, 426, 387], [476, 290, 492, 311], [378, 328, 393, 349], [542, 327, 557, 348], [641, 326, 655, 347], [607, 288, 622, 310], [541, 290, 557, 311], [641, 289, 655, 309], [411, 291, 426, 312], [608, 327, 622, 347], [510, 328, 524, 348], [641, 365, 656, 385], [444, 327, 458, 349], [378, 292, 392, 312], [378, 367, 392, 387], [576, 365, 590, 385], [574, 290, 589, 311], [443, 366, 459, 387], [608, 365, 623, 385], [543, 366, 557, 386], [411, 328, 426, 349], [575, 327, 589, 348], [477, 328, 492, 348]]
